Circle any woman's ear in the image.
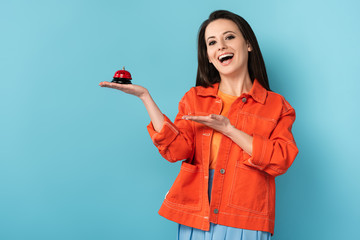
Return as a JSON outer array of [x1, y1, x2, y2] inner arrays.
[[247, 42, 253, 52]]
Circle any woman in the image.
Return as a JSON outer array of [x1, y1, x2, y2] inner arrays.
[[100, 10, 298, 240]]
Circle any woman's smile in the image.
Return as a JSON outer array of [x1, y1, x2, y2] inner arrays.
[[218, 52, 234, 65]]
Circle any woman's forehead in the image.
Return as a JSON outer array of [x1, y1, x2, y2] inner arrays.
[[205, 19, 240, 38]]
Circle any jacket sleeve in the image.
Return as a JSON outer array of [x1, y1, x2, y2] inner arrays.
[[147, 94, 195, 163], [243, 105, 299, 177]]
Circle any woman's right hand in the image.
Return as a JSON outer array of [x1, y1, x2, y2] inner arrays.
[[99, 81, 149, 99]]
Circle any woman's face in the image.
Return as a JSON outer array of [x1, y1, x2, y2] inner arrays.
[[205, 19, 252, 78]]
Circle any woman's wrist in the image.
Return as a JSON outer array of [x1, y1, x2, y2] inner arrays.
[[139, 89, 150, 101], [223, 124, 236, 138], [224, 124, 253, 155]]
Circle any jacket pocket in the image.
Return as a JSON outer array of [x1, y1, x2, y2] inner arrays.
[[165, 162, 203, 210], [228, 161, 269, 215], [241, 113, 276, 138]]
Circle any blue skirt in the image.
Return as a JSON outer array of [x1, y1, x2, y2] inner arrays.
[[177, 170, 271, 240]]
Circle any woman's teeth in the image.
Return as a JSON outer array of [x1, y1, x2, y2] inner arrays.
[[219, 53, 234, 62]]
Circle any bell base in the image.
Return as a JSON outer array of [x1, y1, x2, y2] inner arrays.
[[112, 78, 132, 84]]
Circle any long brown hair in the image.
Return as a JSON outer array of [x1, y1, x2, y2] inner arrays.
[[196, 10, 270, 91]]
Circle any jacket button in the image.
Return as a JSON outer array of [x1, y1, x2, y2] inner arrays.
[[214, 208, 219, 214], [242, 97, 247, 103], [220, 169, 225, 174]]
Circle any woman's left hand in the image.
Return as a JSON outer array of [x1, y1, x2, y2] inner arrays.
[[182, 114, 233, 136], [183, 114, 253, 155]]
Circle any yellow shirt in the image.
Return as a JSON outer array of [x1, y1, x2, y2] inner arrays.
[[209, 90, 237, 169]]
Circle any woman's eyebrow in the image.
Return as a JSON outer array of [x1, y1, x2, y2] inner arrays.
[[206, 31, 237, 41], [223, 31, 236, 35]]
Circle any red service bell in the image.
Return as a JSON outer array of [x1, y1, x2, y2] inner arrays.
[[112, 67, 132, 84]]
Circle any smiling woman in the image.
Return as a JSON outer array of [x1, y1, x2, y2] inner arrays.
[[100, 10, 298, 240]]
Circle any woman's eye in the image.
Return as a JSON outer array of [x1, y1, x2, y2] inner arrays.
[[208, 40, 216, 46], [226, 35, 235, 40]]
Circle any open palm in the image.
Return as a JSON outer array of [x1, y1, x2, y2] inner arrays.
[[99, 81, 148, 98]]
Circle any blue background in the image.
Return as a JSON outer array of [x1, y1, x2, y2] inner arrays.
[[1, 0, 359, 239]]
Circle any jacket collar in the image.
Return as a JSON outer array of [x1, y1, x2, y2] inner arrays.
[[197, 79, 267, 104], [248, 79, 267, 104]]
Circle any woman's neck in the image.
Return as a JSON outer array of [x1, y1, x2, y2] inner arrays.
[[218, 71, 253, 97]]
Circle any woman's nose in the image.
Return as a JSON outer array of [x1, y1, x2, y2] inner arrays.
[[218, 40, 227, 50]]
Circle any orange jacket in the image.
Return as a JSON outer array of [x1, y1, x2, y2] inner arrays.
[[147, 79, 298, 234]]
